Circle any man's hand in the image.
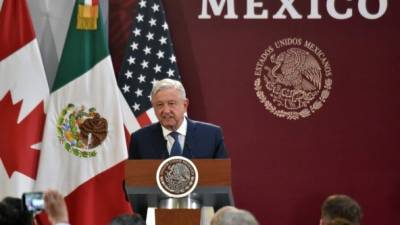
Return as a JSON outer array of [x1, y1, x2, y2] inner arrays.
[[44, 190, 69, 224]]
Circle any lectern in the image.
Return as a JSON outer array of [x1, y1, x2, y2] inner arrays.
[[125, 159, 233, 225]]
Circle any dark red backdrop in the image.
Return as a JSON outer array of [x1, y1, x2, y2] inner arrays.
[[110, 1, 400, 225]]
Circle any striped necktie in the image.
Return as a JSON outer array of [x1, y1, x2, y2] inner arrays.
[[169, 132, 182, 156]]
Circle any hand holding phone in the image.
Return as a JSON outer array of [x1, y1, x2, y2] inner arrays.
[[44, 190, 69, 224], [22, 190, 69, 224]]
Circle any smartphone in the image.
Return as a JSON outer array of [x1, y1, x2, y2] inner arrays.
[[22, 192, 45, 213]]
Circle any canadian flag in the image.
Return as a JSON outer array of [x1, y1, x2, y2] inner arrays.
[[0, 0, 49, 199]]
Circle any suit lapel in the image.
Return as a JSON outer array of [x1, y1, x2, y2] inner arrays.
[[183, 119, 196, 158], [153, 123, 169, 159]]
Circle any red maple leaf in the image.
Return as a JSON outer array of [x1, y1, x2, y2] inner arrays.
[[0, 91, 45, 179]]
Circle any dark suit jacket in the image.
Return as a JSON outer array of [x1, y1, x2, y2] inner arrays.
[[128, 118, 228, 159]]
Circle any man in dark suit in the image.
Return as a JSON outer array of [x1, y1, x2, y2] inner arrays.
[[128, 79, 228, 159]]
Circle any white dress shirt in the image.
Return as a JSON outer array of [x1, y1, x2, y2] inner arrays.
[[161, 118, 187, 155]]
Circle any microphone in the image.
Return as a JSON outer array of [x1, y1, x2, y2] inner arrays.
[[164, 139, 170, 159], [184, 142, 190, 149]]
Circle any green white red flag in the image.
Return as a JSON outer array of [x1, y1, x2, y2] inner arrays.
[[34, 0, 132, 224]]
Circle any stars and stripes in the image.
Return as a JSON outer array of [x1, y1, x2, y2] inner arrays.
[[118, 0, 181, 126]]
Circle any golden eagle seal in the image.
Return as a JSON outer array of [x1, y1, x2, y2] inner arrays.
[[254, 38, 333, 119]]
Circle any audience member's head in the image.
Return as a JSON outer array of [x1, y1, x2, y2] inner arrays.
[[210, 206, 259, 225], [320, 195, 362, 225], [0, 190, 69, 225], [0, 197, 33, 225], [109, 213, 146, 225]]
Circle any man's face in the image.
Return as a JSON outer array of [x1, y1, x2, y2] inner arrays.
[[152, 88, 188, 131]]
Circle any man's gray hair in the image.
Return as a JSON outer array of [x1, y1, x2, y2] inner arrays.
[[211, 206, 259, 225], [151, 78, 186, 100]]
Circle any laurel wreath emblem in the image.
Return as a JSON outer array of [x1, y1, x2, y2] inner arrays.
[[56, 103, 108, 158], [156, 157, 199, 198], [254, 38, 333, 120]]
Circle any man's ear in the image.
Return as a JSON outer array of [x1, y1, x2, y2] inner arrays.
[[184, 98, 189, 110], [319, 219, 325, 225]]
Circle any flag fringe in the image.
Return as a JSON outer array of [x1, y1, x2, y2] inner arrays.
[[77, 4, 98, 30]]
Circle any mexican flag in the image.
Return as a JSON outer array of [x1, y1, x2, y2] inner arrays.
[[0, 0, 48, 199], [34, 0, 132, 224]]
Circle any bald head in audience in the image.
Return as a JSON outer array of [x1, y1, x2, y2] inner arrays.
[[211, 206, 259, 225], [320, 195, 363, 225]]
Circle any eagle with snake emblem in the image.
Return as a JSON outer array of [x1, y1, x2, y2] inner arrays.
[[264, 48, 322, 110]]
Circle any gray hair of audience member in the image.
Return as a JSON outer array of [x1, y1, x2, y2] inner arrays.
[[321, 195, 363, 225], [109, 214, 146, 225], [150, 78, 186, 100], [211, 206, 259, 225]]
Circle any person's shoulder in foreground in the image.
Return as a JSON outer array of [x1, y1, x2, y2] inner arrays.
[[320, 194, 363, 225]]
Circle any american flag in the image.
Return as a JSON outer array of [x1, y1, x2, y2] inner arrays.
[[118, 0, 181, 128]]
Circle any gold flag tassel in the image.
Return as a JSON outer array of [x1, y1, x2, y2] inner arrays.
[[77, 4, 99, 30]]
